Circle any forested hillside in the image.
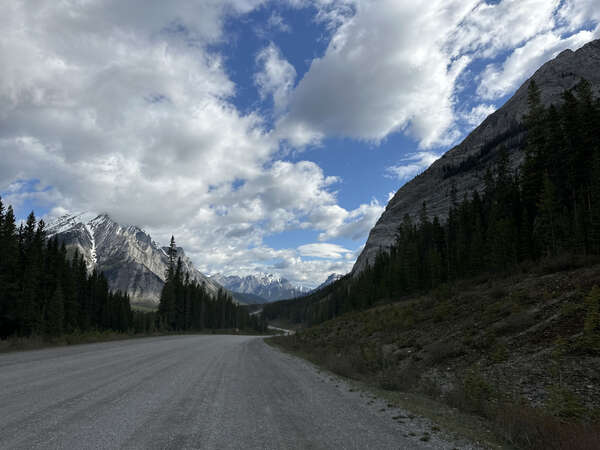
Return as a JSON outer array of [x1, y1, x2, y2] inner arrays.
[[0, 207, 138, 338], [156, 237, 266, 332], [264, 79, 600, 326], [0, 208, 264, 340], [267, 79, 600, 449]]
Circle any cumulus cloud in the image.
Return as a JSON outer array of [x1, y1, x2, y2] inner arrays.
[[3, 0, 599, 286], [0, 0, 378, 286], [315, 200, 384, 241], [477, 27, 600, 99], [461, 103, 497, 127], [557, 0, 600, 32], [255, 43, 297, 115], [386, 152, 441, 182], [278, 0, 475, 148], [298, 243, 353, 259], [277, 0, 600, 148]]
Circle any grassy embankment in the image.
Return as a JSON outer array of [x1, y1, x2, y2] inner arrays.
[[269, 257, 600, 449]]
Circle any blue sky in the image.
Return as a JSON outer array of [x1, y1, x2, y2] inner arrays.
[[1, 0, 599, 287]]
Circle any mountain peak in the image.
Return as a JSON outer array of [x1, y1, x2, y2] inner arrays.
[[212, 272, 306, 302], [47, 213, 224, 305], [353, 38, 600, 274]]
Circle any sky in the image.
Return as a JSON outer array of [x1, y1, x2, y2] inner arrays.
[[1, 0, 599, 288]]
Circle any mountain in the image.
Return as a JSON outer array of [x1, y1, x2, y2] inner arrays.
[[313, 273, 344, 292], [46, 213, 223, 305], [231, 292, 269, 305], [354, 39, 600, 273], [211, 273, 308, 302]]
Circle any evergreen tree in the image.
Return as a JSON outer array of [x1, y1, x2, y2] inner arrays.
[[46, 284, 65, 337], [536, 173, 562, 256], [590, 151, 600, 254], [262, 80, 600, 327]]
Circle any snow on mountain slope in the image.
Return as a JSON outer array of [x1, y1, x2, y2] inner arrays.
[[47, 213, 224, 305], [211, 273, 308, 302]]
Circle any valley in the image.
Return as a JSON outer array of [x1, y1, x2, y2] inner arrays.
[[2, 3, 600, 449]]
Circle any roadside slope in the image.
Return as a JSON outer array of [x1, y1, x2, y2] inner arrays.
[[271, 263, 600, 448]]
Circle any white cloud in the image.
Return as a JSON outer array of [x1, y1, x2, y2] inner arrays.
[[448, 0, 560, 58], [311, 200, 384, 241], [462, 103, 497, 127], [255, 43, 297, 115], [277, 0, 600, 148], [477, 27, 600, 100], [298, 243, 352, 259], [267, 11, 291, 32], [278, 0, 477, 148], [386, 152, 441, 181], [0, 0, 378, 287], [3, 0, 599, 287], [557, 0, 600, 32]]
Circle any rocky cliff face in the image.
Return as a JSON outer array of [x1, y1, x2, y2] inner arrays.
[[313, 273, 344, 292], [211, 273, 308, 302], [354, 39, 600, 273], [47, 213, 224, 305]]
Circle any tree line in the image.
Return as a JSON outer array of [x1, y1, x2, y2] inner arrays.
[[156, 237, 266, 332], [0, 209, 265, 339], [0, 208, 136, 338], [263, 79, 600, 326]]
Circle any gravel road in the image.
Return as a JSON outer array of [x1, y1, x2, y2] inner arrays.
[[0, 335, 457, 449]]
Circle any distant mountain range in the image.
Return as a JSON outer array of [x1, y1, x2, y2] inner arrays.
[[212, 272, 346, 304], [46, 214, 345, 307], [46, 213, 223, 306], [211, 273, 310, 303]]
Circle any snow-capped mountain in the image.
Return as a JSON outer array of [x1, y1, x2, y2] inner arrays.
[[313, 273, 344, 292], [46, 213, 224, 305], [211, 273, 308, 302]]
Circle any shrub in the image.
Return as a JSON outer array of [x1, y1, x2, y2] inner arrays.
[[494, 402, 600, 450], [546, 385, 587, 420], [582, 286, 600, 352], [490, 343, 509, 363], [447, 368, 495, 414]]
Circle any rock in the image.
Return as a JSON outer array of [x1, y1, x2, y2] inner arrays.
[[354, 39, 600, 273], [47, 213, 224, 305]]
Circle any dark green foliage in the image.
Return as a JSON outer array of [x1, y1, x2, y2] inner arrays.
[[0, 208, 265, 338], [582, 286, 600, 352], [156, 237, 265, 333], [264, 79, 600, 327], [0, 207, 148, 338]]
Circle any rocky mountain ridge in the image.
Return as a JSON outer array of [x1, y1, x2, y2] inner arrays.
[[354, 39, 600, 273], [46, 213, 223, 305], [211, 273, 309, 302], [312, 273, 344, 292]]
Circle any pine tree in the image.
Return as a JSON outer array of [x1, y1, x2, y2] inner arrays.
[[167, 235, 177, 280], [536, 173, 562, 256], [590, 151, 600, 254], [46, 284, 65, 337]]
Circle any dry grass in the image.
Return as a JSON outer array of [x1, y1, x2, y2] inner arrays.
[[269, 263, 600, 449]]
